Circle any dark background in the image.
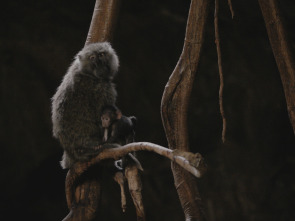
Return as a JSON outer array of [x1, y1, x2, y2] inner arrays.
[[1, 0, 295, 220]]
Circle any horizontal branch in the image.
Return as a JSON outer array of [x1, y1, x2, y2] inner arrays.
[[71, 142, 207, 179], [65, 142, 207, 210]]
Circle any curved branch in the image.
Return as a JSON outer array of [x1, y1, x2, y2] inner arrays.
[[161, 0, 210, 220], [227, 0, 234, 19], [73, 142, 206, 178], [65, 143, 207, 209]]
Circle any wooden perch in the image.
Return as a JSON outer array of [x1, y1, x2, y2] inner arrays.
[[69, 142, 207, 181], [259, 0, 295, 135], [161, 0, 209, 220], [65, 142, 207, 210]]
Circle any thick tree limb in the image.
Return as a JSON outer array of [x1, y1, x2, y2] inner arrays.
[[85, 0, 120, 45], [161, 0, 209, 220], [259, 0, 295, 135]]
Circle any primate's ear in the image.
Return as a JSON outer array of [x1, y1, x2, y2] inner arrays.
[[116, 110, 122, 119]]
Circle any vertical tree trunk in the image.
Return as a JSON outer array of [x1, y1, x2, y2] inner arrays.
[[161, 0, 210, 220], [259, 0, 295, 134], [85, 0, 121, 45], [63, 166, 103, 221]]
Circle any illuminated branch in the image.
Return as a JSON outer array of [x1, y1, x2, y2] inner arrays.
[[65, 142, 207, 209]]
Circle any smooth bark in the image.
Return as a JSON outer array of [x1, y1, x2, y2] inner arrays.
[[161, 0, 210, 220], [85, 0, 120, 45]]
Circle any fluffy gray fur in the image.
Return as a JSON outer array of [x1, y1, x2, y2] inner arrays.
[[51, 42, 119, 169]]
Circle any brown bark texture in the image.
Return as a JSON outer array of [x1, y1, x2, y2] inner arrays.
[[63, 167, 102, 221], [85, 0, 120, 45], [161, 0, 209, 220], [259, 0, 295, 135]]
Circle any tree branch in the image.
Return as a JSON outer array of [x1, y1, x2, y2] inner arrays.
[[227, 0, 234, 19], [65, 143, 207, 210], [85, 0, 121, 45], [65, 142, 206, 220], [73, 142, 207, 179], [161, 0, 210, 220], [259, 0, 295, 135], [214, 0, 227, 143]]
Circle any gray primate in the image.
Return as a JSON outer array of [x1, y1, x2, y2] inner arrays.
[[51, 42, 119, 169], [100, 105, 143, 171]]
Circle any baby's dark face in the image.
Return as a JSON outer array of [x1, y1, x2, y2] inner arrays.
[[101, 114, 111, 128]]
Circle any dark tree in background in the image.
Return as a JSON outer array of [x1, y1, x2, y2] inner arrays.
[[1, 0, 295, 221]]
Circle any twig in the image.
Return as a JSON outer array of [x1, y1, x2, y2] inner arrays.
[[214, 0, 227, 143], [227, 0, 234, 19]]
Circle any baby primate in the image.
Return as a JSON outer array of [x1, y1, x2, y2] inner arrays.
[[51, 42, 120, 169], [101, 105, 137, 145], [100, 105, 143, 171], [100, 105, 143, 212]]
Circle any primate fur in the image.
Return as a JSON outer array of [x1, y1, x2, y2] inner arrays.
[[51, 42, 119, 169]]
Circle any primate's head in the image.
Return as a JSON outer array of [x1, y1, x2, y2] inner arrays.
[[77, 42, 119, 79], [101, 105, 122, 128]]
